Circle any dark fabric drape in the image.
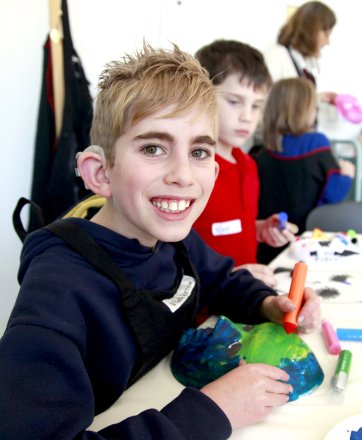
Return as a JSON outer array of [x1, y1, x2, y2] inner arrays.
[[29, 0, 93, 231]]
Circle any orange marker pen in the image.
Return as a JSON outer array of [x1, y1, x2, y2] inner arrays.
[[283, 262, 308, 334]]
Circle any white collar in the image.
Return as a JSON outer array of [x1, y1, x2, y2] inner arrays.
[[289, 47, 320, 75]]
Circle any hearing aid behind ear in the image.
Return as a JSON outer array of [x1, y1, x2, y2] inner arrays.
[[75, 145, 106, 177], [335, 94, 362, 124]]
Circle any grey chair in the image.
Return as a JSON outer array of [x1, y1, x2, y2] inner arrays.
[[330, 139, 362, 202], [305, 201, 362, 233]]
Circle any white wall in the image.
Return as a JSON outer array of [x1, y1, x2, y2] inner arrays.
[[1, 0, 362, 324]]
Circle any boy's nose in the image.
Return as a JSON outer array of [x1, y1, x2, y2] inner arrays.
[[164, 157, 194, 186], [239, 105, 252, 121]]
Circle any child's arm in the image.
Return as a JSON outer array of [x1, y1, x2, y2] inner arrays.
[[0, 296, 231, 440], [0, 325, 232, 440], [315, 137, 355, 205], [319, 161, 354, 205]]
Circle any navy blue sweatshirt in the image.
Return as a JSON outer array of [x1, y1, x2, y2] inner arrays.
[[0, 218, 275, 439]]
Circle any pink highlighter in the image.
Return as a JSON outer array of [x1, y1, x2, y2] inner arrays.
[[321, 319, 342, 355]]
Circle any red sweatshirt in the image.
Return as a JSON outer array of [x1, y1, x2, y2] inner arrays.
[[194, 148, 259, 266]]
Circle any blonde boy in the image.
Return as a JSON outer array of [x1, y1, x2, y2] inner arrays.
[[0, 43, 320, 439]]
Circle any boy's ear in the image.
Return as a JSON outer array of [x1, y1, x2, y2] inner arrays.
[[214, 161, 220, 181], [77, 152, 112, 198]]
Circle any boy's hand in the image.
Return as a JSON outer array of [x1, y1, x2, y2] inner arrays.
[[201, 363, 291, 430], [233, 263, 277, 287], [256, 215, 298, 248], [260, 287, 321, 334]]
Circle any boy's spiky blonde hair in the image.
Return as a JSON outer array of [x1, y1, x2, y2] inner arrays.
[[91, 43, 218, 166]]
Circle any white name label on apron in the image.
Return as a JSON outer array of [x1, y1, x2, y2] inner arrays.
[[212, 219, 242, 236], [163, 275, 196, 313]]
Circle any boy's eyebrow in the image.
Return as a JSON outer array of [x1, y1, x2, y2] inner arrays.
[[194, 135, 217, 146], [134, 131, 174, 143], [134, 131, 216, 146]]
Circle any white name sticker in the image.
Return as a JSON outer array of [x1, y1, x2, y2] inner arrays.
[[212, 219, 242, 236], [162, 275, 196, 313]]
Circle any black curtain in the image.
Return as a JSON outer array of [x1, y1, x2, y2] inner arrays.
[[29, 0, 93, 231]]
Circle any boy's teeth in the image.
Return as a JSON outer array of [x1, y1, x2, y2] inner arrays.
[[178, 200, 186, 210], [153, 199, 190, 212], [169, 201, 178, 211]]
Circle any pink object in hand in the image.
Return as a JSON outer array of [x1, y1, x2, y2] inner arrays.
[[335, 94, 362, 124]]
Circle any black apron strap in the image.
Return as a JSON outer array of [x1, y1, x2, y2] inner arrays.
[[45, 220, 134, 293], [13, 197, 45, 243], [45, 219, 147, 383], [286, 46, 316, 86], [286, 46, 303, 76]]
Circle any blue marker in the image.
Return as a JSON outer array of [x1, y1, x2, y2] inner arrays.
[[278, 212, 288, 230], [336, 328, 362, 341]]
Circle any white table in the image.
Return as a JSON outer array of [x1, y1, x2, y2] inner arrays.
[[90, 243, 362, 439]]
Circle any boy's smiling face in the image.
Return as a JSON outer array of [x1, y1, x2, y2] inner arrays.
[[102, 106, 218, 247], [215, 72, 267, 149]]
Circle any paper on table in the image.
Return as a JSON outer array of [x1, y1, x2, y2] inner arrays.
[[274, 269, 362, 304]]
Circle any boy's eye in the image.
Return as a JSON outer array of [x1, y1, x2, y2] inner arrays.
[[191, 148, 210, 159], [142, 144, 164, 156], [227, 98, 239, 106]]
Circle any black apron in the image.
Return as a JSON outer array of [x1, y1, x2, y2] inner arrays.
[[45, 220, 200, 386]]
